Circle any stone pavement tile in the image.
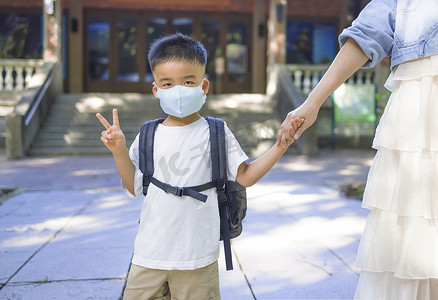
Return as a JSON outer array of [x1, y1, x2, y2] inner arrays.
[[10, 246, 131, 283], [0, 191, 95, 254], [265, 150, 374, 190], [51, 192, 142, 249], [0, 226, 55, 253], [0, 190, 140, 299], [0, 191, 95, 220], [218, 246, 255, 300], [52, 211, 140, 249], [233, 247, 359, 299], [230, 182, 367, 299], [0, 250, 35, 285], [0, 155, 119, 191], [0, 191, 97, 286], [7, 191, 140, 282], [1, 279, 126, 300]]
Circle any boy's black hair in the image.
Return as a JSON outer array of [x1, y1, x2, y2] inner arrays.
[[148, 33, 207, 72]]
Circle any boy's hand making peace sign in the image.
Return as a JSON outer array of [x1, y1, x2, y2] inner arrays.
[[96, 109, 126, 154]]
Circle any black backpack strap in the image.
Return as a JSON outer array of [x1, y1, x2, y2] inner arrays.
[[139, 118, 210, 202], [206, 117, 233, 271], [149, 176, 209, 202], [139, 118, 164, 196]]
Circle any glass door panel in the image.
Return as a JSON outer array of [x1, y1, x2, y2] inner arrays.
[[200, 20, 221, 93], [87, 17, 110, 81], [117, 18, 139, 82], [226, 21, 248, 84], [173, 18, 193, 35], [146, 18, 167, 82], [223, 18, 251, 92]]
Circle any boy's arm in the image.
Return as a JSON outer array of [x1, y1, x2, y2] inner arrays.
[[96, 109, 136, 194], [112, 148, 136, 195], [236, 117, 302, 187]]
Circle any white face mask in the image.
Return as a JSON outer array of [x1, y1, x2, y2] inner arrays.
[[154, 80, 207, 118]]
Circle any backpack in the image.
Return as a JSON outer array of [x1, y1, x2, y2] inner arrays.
[[138, 117, 247, 271]]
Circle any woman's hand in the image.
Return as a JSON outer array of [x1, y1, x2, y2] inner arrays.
[[277, 101, 320, 147]]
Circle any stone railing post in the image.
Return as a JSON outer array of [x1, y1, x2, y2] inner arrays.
[[5, 113, 24, 158], [5, 62, 57, 159]]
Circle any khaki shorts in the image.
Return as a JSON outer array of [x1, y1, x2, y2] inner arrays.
[[123, 261, 220, 300]]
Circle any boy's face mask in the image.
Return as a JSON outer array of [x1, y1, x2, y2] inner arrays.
[[154, 80, 207, 118]]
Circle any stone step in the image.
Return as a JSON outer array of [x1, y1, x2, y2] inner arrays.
[[31, 139, 109, 148], [38, 126, 142, 134], [35, 132, 138, 141], [50, 105, 163, 115], [55, 93, 156, 102], [44, 119, 147, 128], [27, 147, 111, 156], [53, 93, 160, 112], [28, 93, 280, 156]]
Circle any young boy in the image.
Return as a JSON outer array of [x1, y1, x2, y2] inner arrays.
[[96, 33, 301, 300]]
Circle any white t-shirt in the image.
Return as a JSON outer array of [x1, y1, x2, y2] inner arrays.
[[123, 117, 248, 270]]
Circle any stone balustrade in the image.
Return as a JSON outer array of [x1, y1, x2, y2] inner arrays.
[[0, 59, 43, 92], [285, 64, 376, 95]]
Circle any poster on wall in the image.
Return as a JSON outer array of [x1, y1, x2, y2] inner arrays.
[[333, 83, 376, 123], [226, 44, 248, 74]]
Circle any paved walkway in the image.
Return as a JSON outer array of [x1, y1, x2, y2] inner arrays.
[[0, 149, 375, 300]]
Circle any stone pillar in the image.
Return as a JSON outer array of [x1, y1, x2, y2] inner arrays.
[[6, 114, 24, 159], [43, 0, 58, 62], [54, 0, 63, 94], [42, 0, 62, 93], [251, 0, 267, 93], [267, 0, 287, 86], [68, 0, 84, 92], [268, 0, 287, 66]]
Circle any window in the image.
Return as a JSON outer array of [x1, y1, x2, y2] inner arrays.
[[226, 21, 248, 83], [117, 18, 139, 82], [201, 20, 221, 82], [145, 18, 167, 82], [88, 17, 110, 80], [286, 21, 336, 64], [0, 13, 42, 59], [173, 18, 192, 35]]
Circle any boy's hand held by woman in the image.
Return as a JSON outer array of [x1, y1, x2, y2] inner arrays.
[[277, 114, 305, 149]]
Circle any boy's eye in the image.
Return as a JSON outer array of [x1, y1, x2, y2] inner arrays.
[[162, 83, 172, 87], [184, 81, 195, 85]]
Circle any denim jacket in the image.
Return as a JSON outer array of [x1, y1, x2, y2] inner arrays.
[[339, 0, 438, 70]]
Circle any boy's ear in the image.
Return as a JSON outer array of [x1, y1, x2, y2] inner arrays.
[[202, 78, 210, 95], [152, 85, 159, 99]]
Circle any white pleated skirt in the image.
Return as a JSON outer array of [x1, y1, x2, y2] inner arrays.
[[354, 55, 438, 300]]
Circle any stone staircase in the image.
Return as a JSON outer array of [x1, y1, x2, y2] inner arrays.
[[27, 93, 291, 156], [28, 93, 164, 156]]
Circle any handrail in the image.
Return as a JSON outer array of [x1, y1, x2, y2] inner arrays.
[[6, 62, 59, 159], [24, 67, 56, 126]]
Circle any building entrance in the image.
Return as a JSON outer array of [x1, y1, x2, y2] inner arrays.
[[84, 11, 251, 93]]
